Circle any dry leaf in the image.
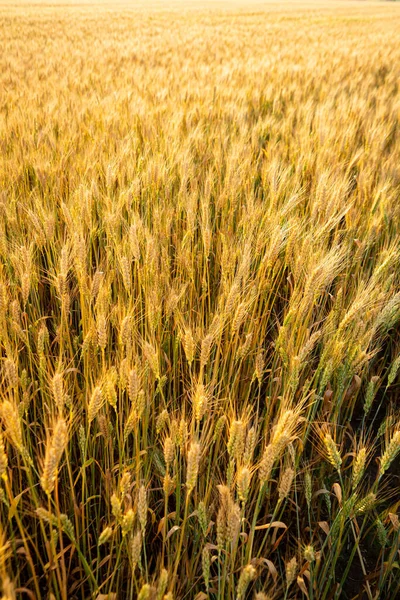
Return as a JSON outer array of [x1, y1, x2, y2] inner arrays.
[[332, 483, 342, 505], [166, 525, 180, 540], [318, 521, 330, 535], [254, 521, 287, 531], [297, 576, 309, 598]]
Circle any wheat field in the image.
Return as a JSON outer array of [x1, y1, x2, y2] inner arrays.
[[0, 1, 400, 599]]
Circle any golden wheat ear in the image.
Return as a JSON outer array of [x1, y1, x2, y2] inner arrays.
[[40, 417, 68, 495]]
